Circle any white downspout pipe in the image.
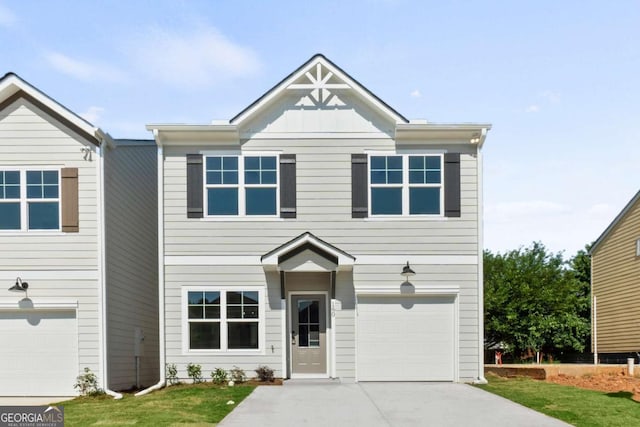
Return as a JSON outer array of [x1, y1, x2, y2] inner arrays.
[[96, 132, 122, 399], [136, 136, 166, 396], [473, 128, 488, 384]]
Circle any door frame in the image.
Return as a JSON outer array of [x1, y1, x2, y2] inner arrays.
[[287, 291, 330, 379]]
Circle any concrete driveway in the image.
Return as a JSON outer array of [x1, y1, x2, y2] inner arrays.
[[220, 381, 570, 427]]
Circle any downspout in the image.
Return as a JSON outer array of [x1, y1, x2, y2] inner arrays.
[[473, 128, 488, 384], [96, 130, 123, 399], [136, 132, 166, 396]]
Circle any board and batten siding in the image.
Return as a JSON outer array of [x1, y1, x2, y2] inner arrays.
[[0, 97, 101, 376], [592, 198, 640, 353], [162, 136, 481, 381], [104, 141, 159, 390]]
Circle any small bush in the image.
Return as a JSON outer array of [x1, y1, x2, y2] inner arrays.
[[166, 363, 180, 385], [74, 367, 105, 396], [186, 363, 204, 384], [211, 367, 228, 384], [229, 366, 246, 383], [254, 365, 275, 382]]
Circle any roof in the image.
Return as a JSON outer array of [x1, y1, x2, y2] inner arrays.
[[113, 138, 156, 147], [590, 189, 640, 255], [261, 232, 355, 271], [230, 53, 409, 125], [0, 72, 105, 146]]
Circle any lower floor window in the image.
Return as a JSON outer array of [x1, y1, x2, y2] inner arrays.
[[186, 289, 261, 351]]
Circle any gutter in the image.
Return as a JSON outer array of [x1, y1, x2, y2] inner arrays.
[[136, 130, 166, 396], [95, 131, 123, 399]]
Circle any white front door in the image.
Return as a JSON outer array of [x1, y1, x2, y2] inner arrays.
[[291, 294, 327, 375]]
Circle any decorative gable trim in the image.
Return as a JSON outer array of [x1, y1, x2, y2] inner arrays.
[[261, 231, 355, 271], [230, 54, 408, 126]]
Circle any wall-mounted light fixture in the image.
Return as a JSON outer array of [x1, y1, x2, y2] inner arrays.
[[9, 277, 29, 295], [401, 262, 415, 279]]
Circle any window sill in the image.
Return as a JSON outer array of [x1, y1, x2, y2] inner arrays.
[[364, 215, 448, 221], [0, 230, 64, 235], [201, 216, 285, 222]]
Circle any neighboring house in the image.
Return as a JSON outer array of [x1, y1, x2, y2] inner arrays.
[[0, 73, 159, 396], [145, 54, 490, 385], [591, 190, 640, 362]]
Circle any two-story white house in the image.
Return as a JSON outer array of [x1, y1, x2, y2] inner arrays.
[[0, 73, 159, 397], [144, 54, 490, 386]]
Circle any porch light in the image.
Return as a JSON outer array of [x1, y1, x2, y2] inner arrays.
[[9, 277, 29, 293], [401, 262, 415, 278]]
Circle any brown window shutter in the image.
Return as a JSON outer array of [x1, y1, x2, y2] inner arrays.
[[279, 154, 296, 218], [444, 153, 461, 217], [351, 154, 368, 218], [186, 154, 204, 218], [61, 167, 79, 232]]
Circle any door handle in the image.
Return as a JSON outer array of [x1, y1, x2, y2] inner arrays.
[[291, 330, 297, 345]]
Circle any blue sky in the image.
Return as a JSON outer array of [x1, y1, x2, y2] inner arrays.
[[1, 1, 639, 256]]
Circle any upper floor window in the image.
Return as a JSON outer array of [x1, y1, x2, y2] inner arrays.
[[0, 169, 60, 230], [205, 155, 278, 217], [369, 154, 442, 216]]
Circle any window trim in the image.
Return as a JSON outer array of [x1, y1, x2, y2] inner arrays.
[[182, 286, 265, 355], [203, 152, 280, 218], [367, 152, 444, 217], [0, 167, 62, 232]]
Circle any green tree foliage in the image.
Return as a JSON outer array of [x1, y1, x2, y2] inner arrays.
[[484, 242, 591, 358]]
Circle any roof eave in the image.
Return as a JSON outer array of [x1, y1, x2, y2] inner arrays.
[[590, 189, 640, 255]]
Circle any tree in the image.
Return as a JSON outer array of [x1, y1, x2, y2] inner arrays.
[[484, 242, 591, 361]]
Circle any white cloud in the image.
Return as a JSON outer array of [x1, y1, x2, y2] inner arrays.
[[126, 24, 261, 88], [525, 105, 540, 113], [44, 51, 128, 83], [79, 106, 105, 124], [410, 89, 421, 98], [0, 3, 16, 27]]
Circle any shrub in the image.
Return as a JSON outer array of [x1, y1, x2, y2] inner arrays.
[[211, 367, 228, 384], [186, 363, 204, 384], [166, 363, 180, 385], [229, 366, 246, 383], [255, 365, 275, 382], [74, 367, 105, 396]]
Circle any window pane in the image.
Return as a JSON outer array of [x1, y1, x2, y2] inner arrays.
[[223, 157, 238, 170], [26, 171, 41, 184], [426, 171, 441, 184], [188, 306, 203, 319], [243, 291, 258, 304], [43, 185, 59, 199], [227, 305, 242, 318], [207, 188, 238, 215], [309, 325, 320, 347], [205, 292, 220, 304], [246, 188, 276, 215], [28, 202, 59, 229], [425, 156, 441, 169], [262, 171, 277, 185], [409, 171, 424, 184], [5, 171, 19, 185], [190, 322, 220, 349], [410, 187, 440, 215], [371, 188, 402, 215], [205, 306, 220, 319], [409, 156, 424, 169], [243, 305, 259, 319], [245, 171, 260, 184], [0, 203, 20, 229], [309, 301, 319, 323], [298, 301, 309, 323], [206, 156, 221, 170], [387, 171, 402, 184], [4, 186, 19, 199], [244, 157, 260, 170], [227, 291, 242, 304], [299, 325, 309, 347], [228, 322, 259, 349], [188, 291, 204, 304], [222, 171, 238, 185], [206, 171, 222, 185], [27, 185, 42, 199], [387, 156, 402, 169], [43, 171, 58, 184], [261, 156, 277, 170], [370, 170, 386, 184]]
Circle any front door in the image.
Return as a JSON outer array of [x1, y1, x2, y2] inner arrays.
[[291, 294, 327, 375]]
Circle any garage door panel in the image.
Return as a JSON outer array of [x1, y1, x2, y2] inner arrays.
[[357, 296, 455, 381], [0, 309, 78, 396]]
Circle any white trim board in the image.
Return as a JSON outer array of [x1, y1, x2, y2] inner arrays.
[[165, 255, 477, 266]]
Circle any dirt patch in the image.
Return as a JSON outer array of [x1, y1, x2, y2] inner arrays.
[[547, 372, 640, 401]]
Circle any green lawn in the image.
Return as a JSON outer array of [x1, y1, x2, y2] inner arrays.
[[476, 374, 640, 427], [53, 383, 255, 426]]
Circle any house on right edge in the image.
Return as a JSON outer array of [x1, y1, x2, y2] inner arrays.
[[147, 54, 491, 385], [591, 190, 640, 362]]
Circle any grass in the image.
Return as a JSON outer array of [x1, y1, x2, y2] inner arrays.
[[476, 374, 640, 427], [53, 382, 255, 426]]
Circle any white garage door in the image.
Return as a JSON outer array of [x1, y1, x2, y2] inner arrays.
[[0, 309, 78, 396], [357, 295, 455, 381]]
